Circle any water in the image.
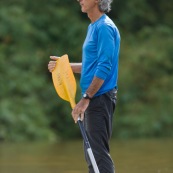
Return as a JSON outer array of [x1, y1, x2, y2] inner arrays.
[[0, 139, 172, 173]]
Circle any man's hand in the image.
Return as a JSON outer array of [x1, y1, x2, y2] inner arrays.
[[48, 56, 59, 72], [72, 98, 90, 123]]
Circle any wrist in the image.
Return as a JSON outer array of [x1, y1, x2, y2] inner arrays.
[[82, 93, 92, 100]]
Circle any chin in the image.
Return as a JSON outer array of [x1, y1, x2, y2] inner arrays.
[[81, 10, 87, 13], [81, 7, 87, 13]]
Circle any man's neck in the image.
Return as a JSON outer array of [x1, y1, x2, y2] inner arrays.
[[87, 9, 104, 23]]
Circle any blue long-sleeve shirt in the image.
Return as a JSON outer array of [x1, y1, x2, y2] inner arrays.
[[80, 14, 120, 97]]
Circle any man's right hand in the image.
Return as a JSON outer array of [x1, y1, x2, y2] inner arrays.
[[48, 56, 59, 72]]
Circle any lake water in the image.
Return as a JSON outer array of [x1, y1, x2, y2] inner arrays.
[[0, 139, 172, 173]]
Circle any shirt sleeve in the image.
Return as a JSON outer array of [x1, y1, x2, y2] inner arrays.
[[95, 24, 116, 80]]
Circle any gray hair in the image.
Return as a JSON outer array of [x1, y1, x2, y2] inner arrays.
[[98, 0, 113, 13]]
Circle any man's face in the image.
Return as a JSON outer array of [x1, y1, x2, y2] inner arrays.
[[77, 0, 98, 13]]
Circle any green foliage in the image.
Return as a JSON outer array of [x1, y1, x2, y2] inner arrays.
[[111, 0, 173, 32], [0, 0, 85, 141], [0, 0, 173, 141], [114, 26, 173, 138]]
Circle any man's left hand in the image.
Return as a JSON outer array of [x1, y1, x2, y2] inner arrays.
[[72, 99, 90, 123]]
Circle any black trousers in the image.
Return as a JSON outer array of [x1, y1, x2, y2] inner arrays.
[[83, 89, 117, 173]]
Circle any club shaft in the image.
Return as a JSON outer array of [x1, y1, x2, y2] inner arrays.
[[77, 119, 100, 173]]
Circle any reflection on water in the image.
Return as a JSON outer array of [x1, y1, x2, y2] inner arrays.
[[0, 139, 173, 173]]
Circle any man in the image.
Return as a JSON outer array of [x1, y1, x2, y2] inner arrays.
[[48, 0, 120, 172]]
